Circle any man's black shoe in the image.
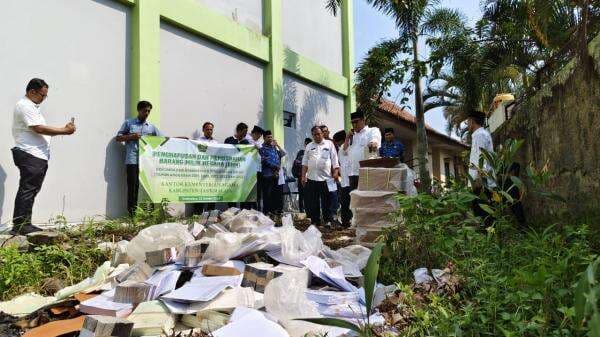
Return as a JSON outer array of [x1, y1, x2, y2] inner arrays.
[[10, 225, 43, 235]]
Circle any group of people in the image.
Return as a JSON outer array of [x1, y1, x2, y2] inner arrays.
[[292, 113, 406, 228], [117, 103, 290, 217], [8, 78, 408, 234]]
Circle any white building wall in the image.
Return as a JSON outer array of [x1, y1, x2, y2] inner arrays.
[[0, 0, 130, 224], [196, 0, 263, 34], [283, 75, 345, 175], [160, 22, 265, 142], [282, 0, 343, 73]]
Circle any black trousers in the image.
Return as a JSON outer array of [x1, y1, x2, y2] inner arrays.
[[126, 164, 139, 216], [472, 186, 494, 227], [12, 148, 48, 230], [260, 175, 279, 214], [191, 202, 215, 215], [305, 180, 333, 225], [340, 186, 352, 226], [255, 172, 263, 211], [297, 178, 305, 212], [340, 176, 359, 225]]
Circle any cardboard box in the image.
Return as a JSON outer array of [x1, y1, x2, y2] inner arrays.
[[201, 264, 242, 277], [358, 167, 408, 191]]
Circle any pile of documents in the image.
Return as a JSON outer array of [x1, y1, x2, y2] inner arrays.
[[351, 165, 414, 247], [5, 208, 390, 337]]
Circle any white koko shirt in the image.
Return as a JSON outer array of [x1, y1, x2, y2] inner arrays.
[[345, 126, 381, 176], [469, 127, 496, 187], [12, 97, 51, 160], [302, 139, 340, 182]]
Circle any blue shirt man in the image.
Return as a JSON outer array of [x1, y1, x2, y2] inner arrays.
[[115, 101, 161, 216], [259, 132, 285, 177], [117, 117, 161, 165], [379, 128, 404, 160], [258, 130, 286, 214]]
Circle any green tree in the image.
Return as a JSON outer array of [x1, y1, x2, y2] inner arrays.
[[327, 0, 468, 192]]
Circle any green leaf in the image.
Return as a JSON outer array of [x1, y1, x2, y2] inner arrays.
[[590, 313, 600, 337], [295, 318, 362, 333], [575, 269, 591, 324], [510, 176, 523, 189], [479, 204, 495, 215], [364, 242, 384, 313]]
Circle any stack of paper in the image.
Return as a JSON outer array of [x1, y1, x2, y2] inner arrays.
[[181, 310, 230, 332], [113, 280, 153, 304], [145, 247, 177, 267], [79, 315, 133, 337], [78, 294, 133, 318], [127, 300, 175, 337]]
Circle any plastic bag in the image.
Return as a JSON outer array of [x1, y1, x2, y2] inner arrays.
[[279, 224, 323, 266], [202, 233, 244, 264], [127, 223, 194, 263], [264, 271, 325, 337], [334, 245, 372, 272], [228, 209, 275, 233], [403, 167, 418, 196]]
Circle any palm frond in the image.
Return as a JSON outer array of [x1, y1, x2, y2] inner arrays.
[[324, 0, 342, 16]]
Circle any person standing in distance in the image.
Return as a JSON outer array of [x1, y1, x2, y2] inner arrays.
[[116, 101, 162, 217], [11, 78, 76, 234]]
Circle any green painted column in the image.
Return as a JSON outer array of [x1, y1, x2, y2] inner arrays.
[[263, 0, 284, 145], [131, 0, 161, 124], [342, 0, 356, 130]]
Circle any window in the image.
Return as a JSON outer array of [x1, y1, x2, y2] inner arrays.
[[283, 111, 297, 129], [444, 161, 451, 179]]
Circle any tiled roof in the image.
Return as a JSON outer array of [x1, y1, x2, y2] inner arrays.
[[376, 98, 468, 148]]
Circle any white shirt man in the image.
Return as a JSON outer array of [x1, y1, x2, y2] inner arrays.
[[11, 78, 76, 235], [13, 98, 51, 160], [342, 112, 381, 179], [302, 138, 340, 182], [192, 122, 218, 144], [301, 127, 340, 226], [469, 126, 496, 187]]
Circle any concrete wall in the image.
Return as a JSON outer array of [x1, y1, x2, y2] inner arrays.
[[493, 39, 600, 220], [196, 0, 262, 34], [0, 0, 130, 224], [282, 0, 343, 73], [283, 74, 344, 178], [160, 22, 264, 141]]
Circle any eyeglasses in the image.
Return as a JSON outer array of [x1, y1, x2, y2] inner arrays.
[[34, 90, 48, 99], [351, 119, 360, 124]]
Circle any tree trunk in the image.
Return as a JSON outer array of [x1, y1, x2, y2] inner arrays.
[[412, 36, 431, 193]]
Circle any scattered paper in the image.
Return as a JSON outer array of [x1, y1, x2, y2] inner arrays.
[[301, 256, 358, 293], [0, 293, 56, 317], [145, 268, 181, 299], [213, 307, 290, 337]]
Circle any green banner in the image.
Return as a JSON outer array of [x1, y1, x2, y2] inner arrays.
[[138, 136, 259, 203]]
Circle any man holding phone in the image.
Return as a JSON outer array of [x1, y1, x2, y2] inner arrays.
[[340, 110, 381, 225], [11, 78, 76, 234], [116, 101, 161, 216]]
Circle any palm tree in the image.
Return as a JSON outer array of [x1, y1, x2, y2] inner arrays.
[[328, 0, 467, 192]]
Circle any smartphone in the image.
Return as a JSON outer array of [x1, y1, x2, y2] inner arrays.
[[70, 117, 75, 124]]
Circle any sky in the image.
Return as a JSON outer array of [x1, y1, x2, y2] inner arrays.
[[353, 0, 483, 135]]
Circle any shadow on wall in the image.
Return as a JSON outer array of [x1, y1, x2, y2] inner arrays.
[[104, 140, 127, 218], [102, 0, 131, 220], [0, 164, 6, 223]]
